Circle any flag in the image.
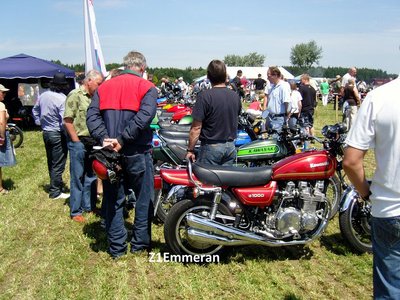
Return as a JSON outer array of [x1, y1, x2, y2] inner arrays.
[[84, 0, 107, 76]]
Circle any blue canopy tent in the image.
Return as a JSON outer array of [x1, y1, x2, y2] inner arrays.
[[0, 53, 76, 126], [0, 53, 75, 79]]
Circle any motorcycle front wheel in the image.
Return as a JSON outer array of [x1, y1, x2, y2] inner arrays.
[[339, 198, 372, 253], [326, 175, 341, 219], [164, 198, 232, 257], [8, 125, 24, 148]]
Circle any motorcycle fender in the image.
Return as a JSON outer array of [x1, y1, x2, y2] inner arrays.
[[154, 174, 162, 190], [339, 186, 359, 212]]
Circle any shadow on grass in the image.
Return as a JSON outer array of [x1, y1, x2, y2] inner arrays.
[[220, 244, 314, 264], [82, 219, 168, 255], [284, 293, 302, 300], [3, 178, 16, 191], [319, 232, 367, 256], [39, 183, 70, 194], [156, 241, 314, 266], [82, 220, 108, 254]]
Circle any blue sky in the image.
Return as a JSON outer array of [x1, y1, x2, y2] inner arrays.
[[1, 0, 399, 74]]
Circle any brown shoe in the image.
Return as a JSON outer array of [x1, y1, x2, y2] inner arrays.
[[71, 215, 86, 223]]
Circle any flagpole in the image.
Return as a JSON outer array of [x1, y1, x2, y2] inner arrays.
[[83, 0, 107, 76]]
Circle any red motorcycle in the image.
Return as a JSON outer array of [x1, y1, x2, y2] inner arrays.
[[160, 124, 346, 257]]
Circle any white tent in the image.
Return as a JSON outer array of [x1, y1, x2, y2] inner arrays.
[[226, 66, 294, 80]]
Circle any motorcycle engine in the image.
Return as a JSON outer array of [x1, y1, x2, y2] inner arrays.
[[265, 181, 327, 237]]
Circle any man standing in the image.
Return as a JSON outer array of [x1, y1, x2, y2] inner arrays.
[[298, 74, 317, 136], [33, 73, 70, 200], [231, 69, 244, 99], [87, 51, 157, 258], [253, 73, 267, 103], [343, 77, 400, 299], [263, 66, 290, 132], [341, 67, 357, 87], [186, 60, 241, 166], [177, 77, 188, 96], [64, 70, 104, 223]]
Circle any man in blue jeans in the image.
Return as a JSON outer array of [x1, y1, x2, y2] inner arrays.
[[263, 67, 290, 133], [33, 72, 70, 200], [343, 77, 400, 299], [64, 70, 103, 223], [186, 59, 241, 165], [87, 51, 157, 258]]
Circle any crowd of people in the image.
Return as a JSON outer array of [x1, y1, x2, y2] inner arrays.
[[1, 50, 398, 298]]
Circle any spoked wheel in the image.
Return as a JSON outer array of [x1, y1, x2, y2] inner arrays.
[[164, 198, 233, 256], [155, 189, 174, 223], [325, 175, 342, 219], [339, 198, 372, 253], [8, 125, 24, 148]]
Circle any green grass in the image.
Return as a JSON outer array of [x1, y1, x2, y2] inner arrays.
[[0, 103, 374, 299]]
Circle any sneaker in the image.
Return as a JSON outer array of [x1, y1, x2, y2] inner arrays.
[[53, 193, 70, 200], [71, 215, 86, 223]]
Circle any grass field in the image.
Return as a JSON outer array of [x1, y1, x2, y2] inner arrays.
[[0, 102, 375, 300]]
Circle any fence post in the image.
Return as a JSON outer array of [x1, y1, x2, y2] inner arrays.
[[335, 94, 338, 122]]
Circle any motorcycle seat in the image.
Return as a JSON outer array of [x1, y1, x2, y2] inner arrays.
[[158, 122, 191, 132], [158, 129, 190, 140], [192, 162, 273, 187]]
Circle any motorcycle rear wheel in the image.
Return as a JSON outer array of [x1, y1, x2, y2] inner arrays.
[[8, 125, 24, 148], [339, 198, 372, 253], [164, 198, 232, 257]]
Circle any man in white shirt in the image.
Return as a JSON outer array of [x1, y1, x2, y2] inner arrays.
[[263, 66, 290, 132], [341, 67, 357, 87], [343, 77, 400, 299], [178, 77, 188, 96]]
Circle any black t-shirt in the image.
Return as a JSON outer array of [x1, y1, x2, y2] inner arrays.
[[299, 84, 316, 112], [253, 78, 266, 90], [192, 87, 242, 142]]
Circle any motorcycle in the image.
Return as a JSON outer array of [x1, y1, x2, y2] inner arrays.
[[338, 182, 372, 253], [160, 123, 347, 258], [152, 113, 259, 222], [317, 124, 372, 253], [154, 122, 341, 223], [7, 123, 24, 148], [152, 112, 257, 167], [152, 96, 196, 130]]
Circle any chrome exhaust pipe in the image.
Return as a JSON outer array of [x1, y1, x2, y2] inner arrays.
[[186, 213, 328, 247], [186, 228, 251, 246]]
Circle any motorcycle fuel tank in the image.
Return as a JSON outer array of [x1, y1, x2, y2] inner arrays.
[[272, 150, 336, 181], [236, 138, 288, 161]]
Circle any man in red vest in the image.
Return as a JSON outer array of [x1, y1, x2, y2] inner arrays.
[[87, 51, 157, 259]]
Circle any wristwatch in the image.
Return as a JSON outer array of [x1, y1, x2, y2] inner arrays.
[[186, 149, 194, 153]]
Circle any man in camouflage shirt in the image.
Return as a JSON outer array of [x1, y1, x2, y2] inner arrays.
[[64, 70, 103, 223]]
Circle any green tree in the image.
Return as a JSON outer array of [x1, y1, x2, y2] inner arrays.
[[224, 52, 265, 67], [290, 40, 322, 71], [223, 54, 243, 66]]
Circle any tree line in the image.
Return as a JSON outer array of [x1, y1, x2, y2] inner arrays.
[[52, 40, 396, 85]]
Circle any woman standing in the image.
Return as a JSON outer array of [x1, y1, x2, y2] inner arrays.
[[0, 84, 17, 194]]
